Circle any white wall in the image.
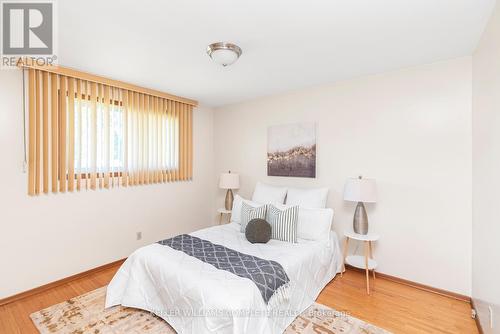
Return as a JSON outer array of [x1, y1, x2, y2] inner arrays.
[[0, 70, 215, 298], [472, 1, 500, 332], [213, 58, 473, 295]]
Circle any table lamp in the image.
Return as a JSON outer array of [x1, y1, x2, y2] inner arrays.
[[219, 171, 240, 210], [343, 176, 377, 235]]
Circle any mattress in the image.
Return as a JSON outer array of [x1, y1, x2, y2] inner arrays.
[[105, 222, 342, 334]]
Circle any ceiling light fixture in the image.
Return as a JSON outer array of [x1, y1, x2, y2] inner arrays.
[[206, 42, 242, 67]]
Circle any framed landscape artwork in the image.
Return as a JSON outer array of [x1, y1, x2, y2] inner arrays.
[[267, 122, 316, 178]]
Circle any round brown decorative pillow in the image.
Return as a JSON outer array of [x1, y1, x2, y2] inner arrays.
[[245, 218, 271, 244]]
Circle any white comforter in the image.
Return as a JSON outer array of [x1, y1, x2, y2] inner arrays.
[[105, 223, 342, 334]]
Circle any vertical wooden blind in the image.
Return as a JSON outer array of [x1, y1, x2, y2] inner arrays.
[[26, 66, 195, 195]]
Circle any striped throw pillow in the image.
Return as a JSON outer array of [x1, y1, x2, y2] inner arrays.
[[267, 204, 299, 243], [240, 202, 267, 233]]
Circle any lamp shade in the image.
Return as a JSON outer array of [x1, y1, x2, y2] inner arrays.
[[343, 177, 377, 203], [219, 172, 240, 189]]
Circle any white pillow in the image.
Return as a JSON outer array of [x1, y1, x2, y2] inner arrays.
[[286, 187, 329, 208], [252, 182, 287, 204], [297, 207, 333, 241], [275, 203, 333, 241], [230, 195, 262, 224]]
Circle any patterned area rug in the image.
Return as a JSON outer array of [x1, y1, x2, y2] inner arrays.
[[30, 286, 391, 334]]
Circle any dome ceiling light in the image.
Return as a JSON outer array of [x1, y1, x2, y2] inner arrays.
[[206, 42, 242, 67]]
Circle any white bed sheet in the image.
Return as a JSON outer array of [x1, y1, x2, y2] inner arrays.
[[105, 223, 342, 334]]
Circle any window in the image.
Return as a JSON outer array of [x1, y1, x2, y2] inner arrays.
[[75, 97, 178, 174], [25, 66, 195, 195], [77, 98, 127, 173]]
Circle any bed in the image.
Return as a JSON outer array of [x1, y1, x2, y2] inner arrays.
[[105, 222, 342, 334]]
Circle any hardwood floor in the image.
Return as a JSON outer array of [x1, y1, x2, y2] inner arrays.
[[0, 265, 477, 334], [317, 270, 478, 334], [0, 267, 117, 334]]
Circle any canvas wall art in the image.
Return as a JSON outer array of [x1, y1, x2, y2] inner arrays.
[[267, 123, 316, 178]]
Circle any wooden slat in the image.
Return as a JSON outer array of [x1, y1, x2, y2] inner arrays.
[[130, 92, 135, 186], [136, 93, 141, 185], [137, 92, 141, 186], [183, 102, 187, 181], [90, 82, 97, 190], [156, 97, 161, 183], [129, 92, 135, 186], [188, 105, 193, 180], [166, 99, 171, 182], [59, 76, 67, 192], [167, 100, 175, 182], [157, 98, 163, 183], [140, 93, 145, 185], [181, 103, 187, 181], [161, 99, 170, 182], [159, 98, 165, 183], [146, 95, 151, 184], [84, 81, 89, 190], [184, 103, 189, 180], [169, 99, 174, 182], [109, 88, 113, 188], [178, 102, 183, 181], [173, 101, 177, 181], [164, 99, 169, 182], [42, 71, 49, 193], [104, 85, 110, 188], [34, 70, 41, 194], [151, 95, 156, 183], [27, 69, 36, 195], [19, 63, 198, 106], [178, 102, 184, 181], [151, 97, 156, 183], [175, 101, 179, 181], [125, 91, 131, 186], [185, 104, 190, 180], [96, 84, 101, 189], [50, 73, 58, 193], [166, 99, 170, 182], [116, 88, 122, 188], [117, 88, 123, 187], [132, 92, 139, 186], [87, 81, 92, 190], [97, 84, 103, 189], [144, 95, 150, 184], [154, 97, 159, 183], [122, 90, 129, 187], [68, 77, 75, 191], [99, 92, 103, 188], [76, 80, 82, 191]]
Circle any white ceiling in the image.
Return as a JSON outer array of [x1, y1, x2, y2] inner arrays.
[[58, 0, 495, 107]]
